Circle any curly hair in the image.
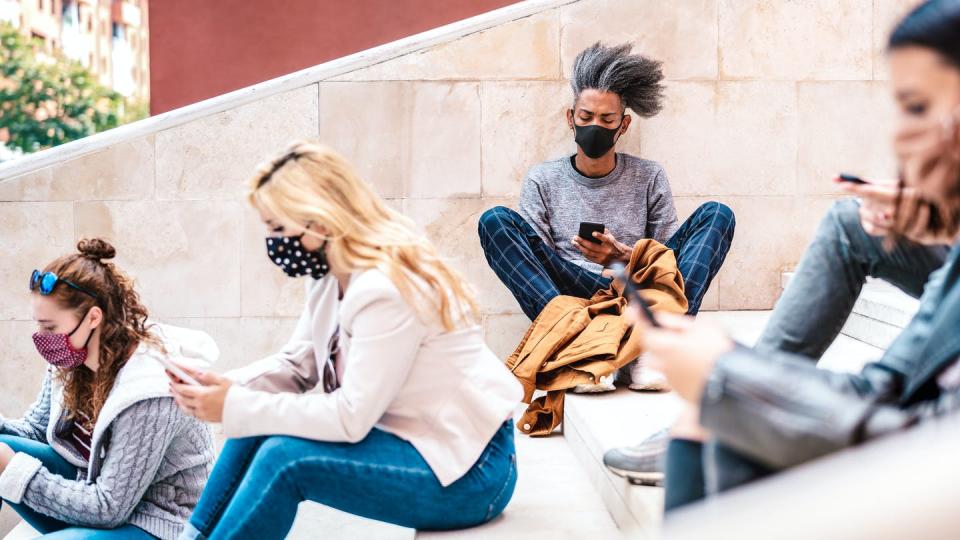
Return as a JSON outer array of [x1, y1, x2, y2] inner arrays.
[[570, 42, 665, 117], [38, 238, 160, 430]]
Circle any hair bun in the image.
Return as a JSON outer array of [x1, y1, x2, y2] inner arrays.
[[77, 238, 116, 261]]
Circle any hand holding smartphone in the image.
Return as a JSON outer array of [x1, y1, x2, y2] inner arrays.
[[837, 173, 868, 185], [157, 357, 202, 386], [578, 222, 605, 245], [609, 262, 661, 327]]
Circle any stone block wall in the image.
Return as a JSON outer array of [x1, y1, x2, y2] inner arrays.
[[0, 3, 921, 531]]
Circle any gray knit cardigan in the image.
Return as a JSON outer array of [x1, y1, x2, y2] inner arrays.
[[0, 324, 217, 540]]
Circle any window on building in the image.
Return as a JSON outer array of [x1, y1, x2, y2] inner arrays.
[[37, 0, 43, 13], [50, 0, 55, 15], [87, 13, 93, 31]]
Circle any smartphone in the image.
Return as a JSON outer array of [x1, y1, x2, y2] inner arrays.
[[157, 357, 202, 386], [578, 222, 605, 245], [610, 263, 661, 327], [838, 173, 868, 185]]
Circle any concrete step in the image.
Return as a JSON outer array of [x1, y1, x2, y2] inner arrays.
[[2, 308, 887, 540], [2, 503, 414, 540], [4, 413, 620, 540], [564, 389, 678, 538], [418, 418, 624, 540], [781, 272, 919, 351], [561, 311, 885, 539], [842, 279, 919, 350]]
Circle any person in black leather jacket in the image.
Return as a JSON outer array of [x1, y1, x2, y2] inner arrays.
[[632, 0, 960, 512]]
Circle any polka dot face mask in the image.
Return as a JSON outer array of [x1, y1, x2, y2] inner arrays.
[[32, 311, 93, 370], [265, 234, 330, 280]]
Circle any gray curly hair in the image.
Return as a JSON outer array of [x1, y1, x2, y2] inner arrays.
[[571, 42, 665, 117]]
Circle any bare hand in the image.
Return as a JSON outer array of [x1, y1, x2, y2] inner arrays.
[[571, 229, 631, 267], [835, 176, 954, 245], [671, 402, 709, 441], [169, 365, 232, 423], [630, 311, 734, 404], [0, 443, 15, 473]]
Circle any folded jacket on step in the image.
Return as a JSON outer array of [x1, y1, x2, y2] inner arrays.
[[506, 239, 688, 436]]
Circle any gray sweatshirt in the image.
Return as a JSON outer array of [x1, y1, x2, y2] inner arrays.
[[518, 153, 679, 274], [0, 324, 217, 540]]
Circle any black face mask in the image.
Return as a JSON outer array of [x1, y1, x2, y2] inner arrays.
[[265, 235, 330, 279], [574, 118, 624, 159]]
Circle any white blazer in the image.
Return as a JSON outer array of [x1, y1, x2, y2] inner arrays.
[[222, 270, 523, 486]]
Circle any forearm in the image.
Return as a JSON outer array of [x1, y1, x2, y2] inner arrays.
[[7, 399, 183, 528], [699, 346, 902, 470], [227, 279, 334, 393], [1, 372, 53, 442], [0, 418, 47, 442], [225, 291, 423, 444], [226, 348, 319, 394]]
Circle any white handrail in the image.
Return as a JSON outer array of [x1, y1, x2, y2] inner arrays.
[[0, 0, 578, 181]]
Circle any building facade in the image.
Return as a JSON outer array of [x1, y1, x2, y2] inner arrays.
[[0, 0, 149, 103], [148, 0, 516, 114]]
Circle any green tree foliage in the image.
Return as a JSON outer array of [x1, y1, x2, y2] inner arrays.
[[0, 22, 146, 154]]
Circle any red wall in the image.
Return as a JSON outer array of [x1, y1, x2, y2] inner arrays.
[[149, 0, 517, 114]]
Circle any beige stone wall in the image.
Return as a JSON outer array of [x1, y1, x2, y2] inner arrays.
[[0, 0, 921, 529]]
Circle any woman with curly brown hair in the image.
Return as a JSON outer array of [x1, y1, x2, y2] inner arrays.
[[0, 239, 216, 539]]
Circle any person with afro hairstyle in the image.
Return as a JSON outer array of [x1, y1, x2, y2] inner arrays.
[[478, 42, 736, 393]]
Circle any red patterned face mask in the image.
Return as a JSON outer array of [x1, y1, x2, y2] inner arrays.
[[32, 311, 93, 370]]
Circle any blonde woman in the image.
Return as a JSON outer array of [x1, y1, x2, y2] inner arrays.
[[169, 141, 523, 539]]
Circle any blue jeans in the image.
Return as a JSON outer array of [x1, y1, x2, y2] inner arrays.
[[182, 421, 517, 540], [478, 202, 735, 319], [666, 199, 951, 513], [0, 435, 155, 539], [756, 198, 950, 359]]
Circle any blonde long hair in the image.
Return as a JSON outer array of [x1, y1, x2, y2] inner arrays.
[[249, 141, 478, 331]]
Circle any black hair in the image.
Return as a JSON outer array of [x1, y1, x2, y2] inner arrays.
[[889, 0, 960, 66], [570, 42, 665, 117]]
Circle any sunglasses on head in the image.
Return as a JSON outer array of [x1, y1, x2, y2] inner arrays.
[[29, 270, 98, 300]]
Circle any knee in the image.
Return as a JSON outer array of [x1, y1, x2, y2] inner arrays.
[[0, 434, 22, 445], [254, 436, 293, 464], [823, 198, 863, 237], [478, 206, 518, 239], [699, 201, 736, 231], [247, 437, 303, 487], [0, 434, 40, 453]]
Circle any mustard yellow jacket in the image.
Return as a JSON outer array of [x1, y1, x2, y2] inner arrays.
[[506, 239, 687, 436]]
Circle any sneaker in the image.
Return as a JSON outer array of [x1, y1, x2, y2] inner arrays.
[[603, 428, 669, 485], [571, 371, 617, 394], [624, 353, 670, 392]]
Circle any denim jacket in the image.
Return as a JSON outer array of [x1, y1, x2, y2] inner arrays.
[[699, 243, 960, 470]]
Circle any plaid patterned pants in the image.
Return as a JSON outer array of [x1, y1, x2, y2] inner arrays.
[[478, 202, 735, 319]]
